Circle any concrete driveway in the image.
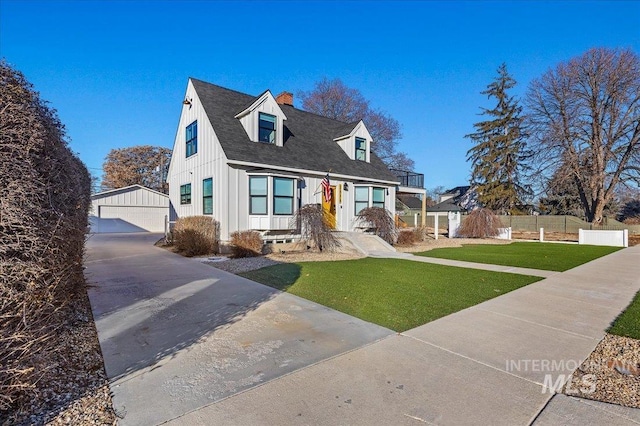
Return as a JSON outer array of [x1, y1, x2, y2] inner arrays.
[[85, 233, 392, 425]]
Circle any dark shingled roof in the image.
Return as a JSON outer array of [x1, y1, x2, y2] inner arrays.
[[427, 199, 462, 213], [398, 195, 423, 209], [442, 186, 471, 200], [191, 78, 398, 183]]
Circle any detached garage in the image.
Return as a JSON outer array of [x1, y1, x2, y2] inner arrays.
[[90, 185, 169, 233]]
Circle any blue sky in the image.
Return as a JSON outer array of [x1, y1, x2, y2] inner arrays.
[[2, 1, 638, 190]]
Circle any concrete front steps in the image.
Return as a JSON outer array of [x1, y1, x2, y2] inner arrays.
[[336, 231, 404, 256]]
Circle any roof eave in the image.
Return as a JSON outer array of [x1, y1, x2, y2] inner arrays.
[[227, 159, 399, 185]]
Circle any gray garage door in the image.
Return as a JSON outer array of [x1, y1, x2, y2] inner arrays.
[[90, 205, 168, 233]]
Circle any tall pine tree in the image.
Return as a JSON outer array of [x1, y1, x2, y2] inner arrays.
[[466, 64, 528, 214]]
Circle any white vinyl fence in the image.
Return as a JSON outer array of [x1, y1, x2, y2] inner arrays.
[[578, 229, 628, 247]]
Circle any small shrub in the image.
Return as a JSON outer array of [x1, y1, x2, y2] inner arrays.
[[396, 230, 417, 246], [173, 216, 219, 256], [413, 226, 427, 242], [456, 208, 501, 238], [356, 207, 398, 245], [291, 204, 341, 252], [230, 230, 264, 258]]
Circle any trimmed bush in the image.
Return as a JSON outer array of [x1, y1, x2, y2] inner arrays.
[[173, 216, 219, 256], [396, 230, 417, 246], [0, 61, 91, 416], [356, 207, 398, 245], [230, 230, 264, 258], [456, 208, 501, 238]]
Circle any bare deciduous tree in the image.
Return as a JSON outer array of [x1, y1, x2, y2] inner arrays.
[[299, 78, 414, 171], [101, 145, 171, 193], [526, 48, 640, 223]]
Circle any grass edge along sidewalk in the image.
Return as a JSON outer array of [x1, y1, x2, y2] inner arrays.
[[415, 242, 621, 272], [241, 258, 542, 332], [608, 290, 640, 340]]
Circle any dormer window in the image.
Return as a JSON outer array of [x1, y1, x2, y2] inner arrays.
[[355, 137, 366, 161], [259, 113, 276, 144]]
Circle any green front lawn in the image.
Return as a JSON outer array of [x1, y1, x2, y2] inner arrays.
[[241, 258, 541, 332], [609, 291, 640, 340], [416, 242, 620, 272]]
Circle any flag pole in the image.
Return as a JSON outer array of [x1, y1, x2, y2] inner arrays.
[[313, 170, 332, 196]]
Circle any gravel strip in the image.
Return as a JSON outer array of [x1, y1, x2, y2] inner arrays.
[[206, 250, 364, 274], [207, 238, 512, 274], [7, 290, 116, 425], [565, 333, 640, 408]]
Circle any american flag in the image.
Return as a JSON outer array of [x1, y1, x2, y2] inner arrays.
[[321, 174, 331, 202]]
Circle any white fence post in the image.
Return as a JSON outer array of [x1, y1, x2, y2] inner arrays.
[[414, 213, 418, 227], [434, 214, 439, 240], [579, 229, 584, 244], [539, 227, 544, 242], [624, 229, 629, 248]]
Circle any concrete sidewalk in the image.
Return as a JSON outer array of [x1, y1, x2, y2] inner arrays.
[[168, 245, 640, 425], [369, 250, 557, 277]]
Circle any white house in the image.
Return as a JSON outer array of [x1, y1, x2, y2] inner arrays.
[[90, 184, 169, 233], [166, 78, 401, 241]]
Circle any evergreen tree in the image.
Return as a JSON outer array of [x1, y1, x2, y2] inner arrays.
[[538, 164, 585, 217], [466, 64, 528, 214]]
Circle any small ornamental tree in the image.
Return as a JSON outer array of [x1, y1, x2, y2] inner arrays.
[[291, 204, 341, 252], [356, 207, 398, 245], [456, 208, 502, 238]]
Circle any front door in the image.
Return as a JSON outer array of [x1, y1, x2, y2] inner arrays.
[[322, 186, 337, 229]]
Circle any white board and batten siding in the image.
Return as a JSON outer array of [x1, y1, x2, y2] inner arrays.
[[167, 79, 229, 226], [90, 185, 169, 233], [579, 229, 629, 247]]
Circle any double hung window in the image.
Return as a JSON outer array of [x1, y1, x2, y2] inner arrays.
[[180, 184, 191, 205], [186, 121, 197, 157], [203, 178, 213, 214], [258, 113, 276, 144]]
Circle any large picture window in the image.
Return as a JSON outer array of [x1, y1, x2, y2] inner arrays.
[[186, 121, 197, 157], [249, 176, 268, 215], [355, 137, 366, 161], [258, 113, 276, 144], [355, 186, 369, 214], [203, 178, 213, 214], [180, 183, 191, 205], [273, 177, 294, 215], [372, 187, 385, 209]]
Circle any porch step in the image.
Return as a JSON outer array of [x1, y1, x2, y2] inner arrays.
[[336, 232, 397, 256]]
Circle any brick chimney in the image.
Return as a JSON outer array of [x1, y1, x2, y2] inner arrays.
[[275, 91, 293, 106]]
